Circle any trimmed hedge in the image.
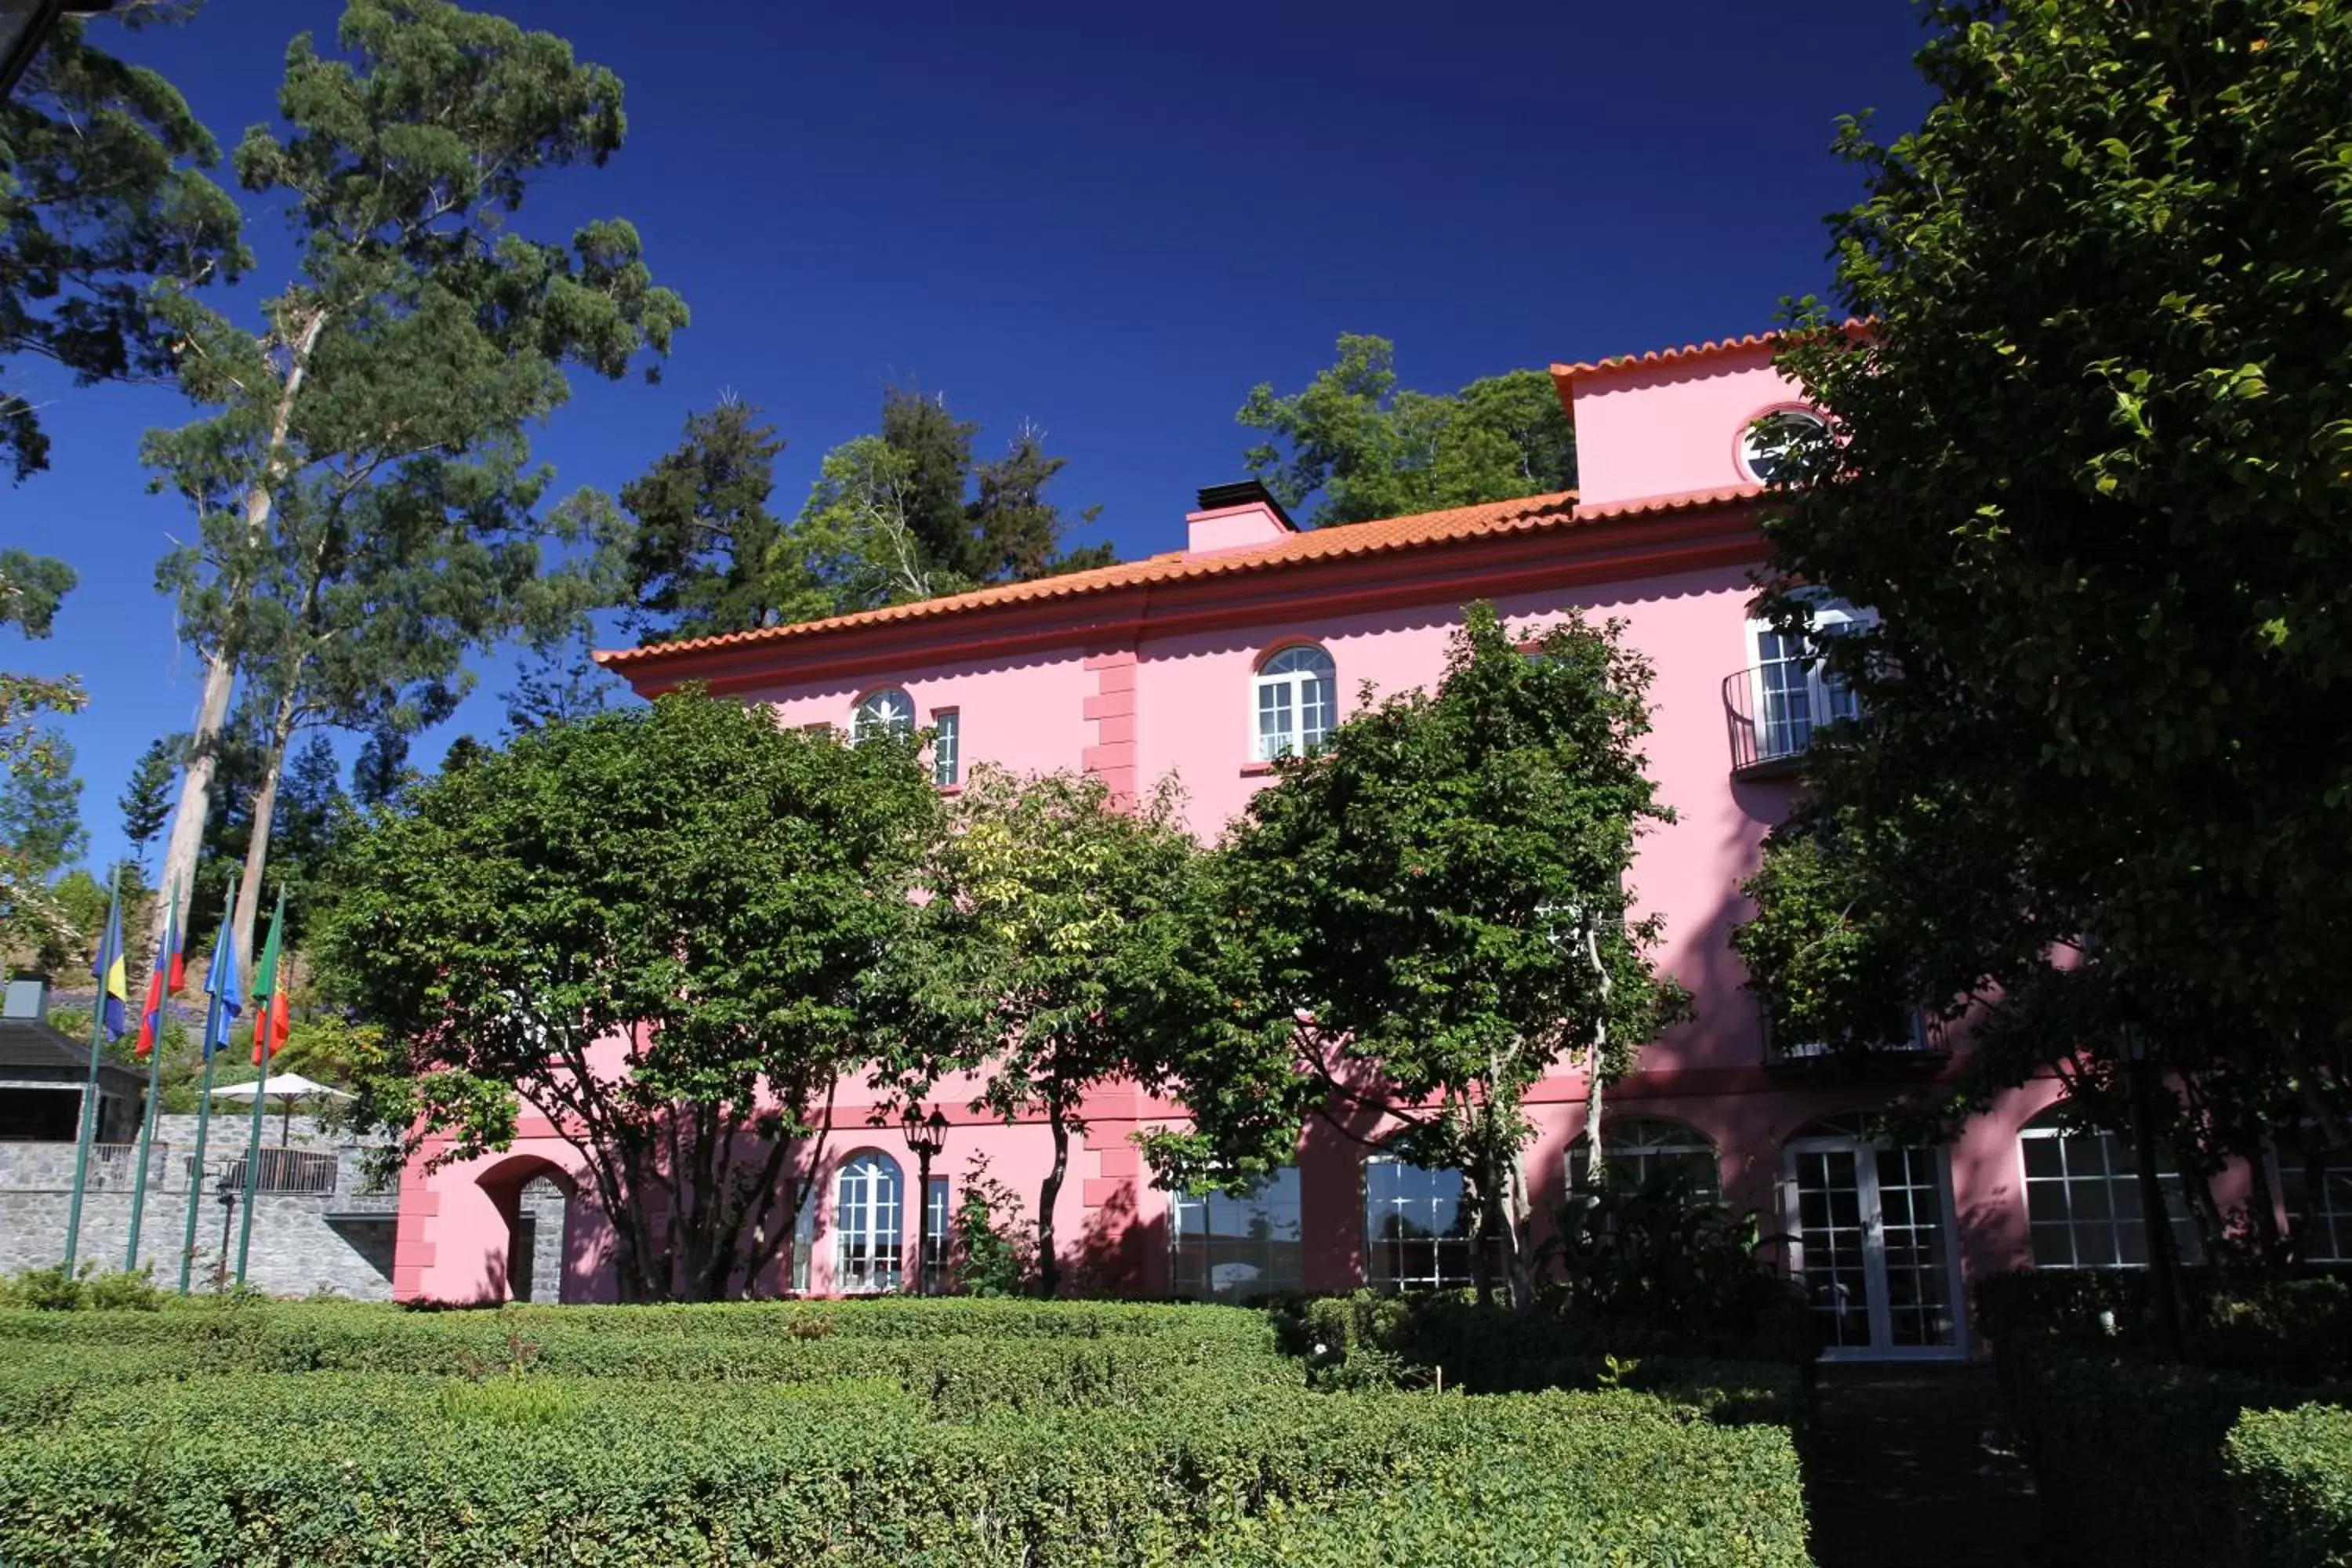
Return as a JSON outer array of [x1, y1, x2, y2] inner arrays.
[[1976, 1268, 2352, 1381], [0, 1372, 1809, 1566], [2227, 1404, 2352, 1568]]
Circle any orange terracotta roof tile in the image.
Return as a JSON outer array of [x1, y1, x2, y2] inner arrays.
[[1550, 319, 1868, 384], [594, 485, 1763, 669]]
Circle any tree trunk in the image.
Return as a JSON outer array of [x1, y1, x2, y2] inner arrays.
[[229, 689, 303, 976], [1036, 1102, 1069, 1298], [1504, 1150, 1536, 1311], [149, 649, 235, 953], [147, 307, 328, 957]]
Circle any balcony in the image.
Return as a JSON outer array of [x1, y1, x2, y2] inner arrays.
[[1763, 1009, 1948, 1071], [1722, 660, 1860, 779]]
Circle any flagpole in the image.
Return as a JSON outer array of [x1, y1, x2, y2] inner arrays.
[[180, 877, 240, 1294], [125, 877, 177, 1272], [234, 887, 285, 1288], [60, 866, 121, 1273]]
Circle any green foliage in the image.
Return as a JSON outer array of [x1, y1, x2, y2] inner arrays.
[[0, 7, 247, 481], [896, 767, 1201, 1294], [615, 395, 793, 639], [116, 736, 179, 866], [144, 0, 687, 966], [949, 1152, 1036, 1298], [1542, 1171, 1809, 1352], [1238, 335, 1575, 527], [0, 552, 85, 962], [0, 1299, 1806, 1568], [1976, 1267, 2352, 1383], [0, 1263, 162, 1312], [1744, 0, 2352, 1215], [1149, 604, 1685, 1305], [2227, 1403, 2352, 1568], [312, 691, 942, 1301]]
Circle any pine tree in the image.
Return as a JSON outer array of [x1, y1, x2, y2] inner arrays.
[[118, 738, 179, 871]]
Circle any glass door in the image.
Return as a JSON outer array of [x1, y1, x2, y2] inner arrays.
[[1786, 1135, 1965, 1359]]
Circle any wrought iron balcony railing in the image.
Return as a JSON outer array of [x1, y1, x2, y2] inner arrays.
[[1722, 662, 1861, 777]]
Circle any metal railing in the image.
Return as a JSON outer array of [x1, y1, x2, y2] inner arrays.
[[1764, 1008, 1945, 1065], [1722, 664, 1861, 776], [184, 1146, 340, 1196]]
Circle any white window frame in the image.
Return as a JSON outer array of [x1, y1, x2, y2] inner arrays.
[[930, 708, 960, 787], [1252, 644, 1337, 762], [851, 687, 916, 746], [2019, 1116, 2201, 1270], [1363, 1153, 1494, 1291], [2276, 1148, 2352, 1264], [922, 1174, 951, 1292], [1744, 597, 1871, 763], [833, 1150, 905, 1294], [1737, 406, 1828, 485], [1170, 1167, 1304, 1301], [1568, 1117, 1722, 1198]]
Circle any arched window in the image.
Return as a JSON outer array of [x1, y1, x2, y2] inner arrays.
[[1171, 1167, 1302, 1301], [851, 687, 916, 746], [833, 1151, 904, 1293], [1568, 1117, 1721, 1199], [1363, 1152, 1496, 1291], [2020, 1109, 2199, 1269], [1737, 407, 1828, 485], [1253, 644, 1336, 761]]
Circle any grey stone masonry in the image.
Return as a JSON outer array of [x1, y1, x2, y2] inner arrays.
[[0, 1114, 398, 1298]]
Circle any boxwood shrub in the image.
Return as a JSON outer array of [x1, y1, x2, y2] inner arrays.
[[0, 1373, 1809, 1566], [2226, 1403, 2352, 1568]]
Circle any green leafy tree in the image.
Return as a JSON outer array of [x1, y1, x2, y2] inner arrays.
[[967, 424, 1115, 582], [1148, 604, 1684, 1307], [0, 5, 246, 482], [1740, 0, 2352, 1272], [312, 691, 941, 1302], [618, 396, 792, 640], [118, 736, 180, 872], [1239, 336, 1577, 527], [143, 0, 687, 969], [0, 728, 84, 880], [891, 766, 1200, 1297], [502, 624, 619, 737], [0, 552, 82, 959], [879, 384, 981, 578]]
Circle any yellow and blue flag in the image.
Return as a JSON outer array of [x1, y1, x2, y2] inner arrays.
[[89, 883, 129, 1042]]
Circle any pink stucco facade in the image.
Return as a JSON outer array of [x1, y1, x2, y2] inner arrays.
[[392, 333, 2198, 1359]]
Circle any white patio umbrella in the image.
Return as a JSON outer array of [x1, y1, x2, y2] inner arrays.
[[209, 1073, 354, 1144]]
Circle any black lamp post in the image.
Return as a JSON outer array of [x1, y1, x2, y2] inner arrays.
[[902, 1105, 949, 1295], [1, 0, 114, 105]]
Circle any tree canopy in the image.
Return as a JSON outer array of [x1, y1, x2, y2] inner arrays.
[[889, 766, 1200, 1296], [314, 691, 941, 1302], [1147, 603, 1683, 1305], [143, 0, 686, 969], [0, 5, 246, 482], [1238, 336, 1577, 527], [1738, 0, 2352, 1258]]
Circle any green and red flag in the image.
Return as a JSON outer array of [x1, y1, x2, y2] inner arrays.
[[135, 894, 186, 1058], [250, 890, 291, 1066]]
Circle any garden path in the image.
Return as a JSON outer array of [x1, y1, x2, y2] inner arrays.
[[1806, 1363, 2039, 1567]]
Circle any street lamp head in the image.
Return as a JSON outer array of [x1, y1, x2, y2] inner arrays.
[[902, 1105, 949, 1157]]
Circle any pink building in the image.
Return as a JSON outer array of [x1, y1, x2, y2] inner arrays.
[[393, 332, 2285, 1359]]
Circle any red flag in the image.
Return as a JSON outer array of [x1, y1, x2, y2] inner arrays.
[[135, 898, 180, 1059], [251, 991, 289, 1065]]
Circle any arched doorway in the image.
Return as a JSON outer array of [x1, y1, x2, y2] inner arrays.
[[1784, 1115, 1965, 1359], [473, 1154, 577, 1305]]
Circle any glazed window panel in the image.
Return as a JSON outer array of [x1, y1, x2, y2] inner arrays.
[[2019, 1121, 2198, 1270], [1566, 1117, 1722, 1200], [833, 1151, 905, 1294], [1363, 1156, 1495, 1291], [2278, 1152, 2352, 1264], [1170, 1168, 1303, 1301], [923, 1175, 951, 1292], [1253, 645, 1336, 760], [852, 687, 916, 746], [931, 708, 961, 787]]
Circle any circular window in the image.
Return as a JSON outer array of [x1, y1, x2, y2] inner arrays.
[[1738, 408, 1828, 485]]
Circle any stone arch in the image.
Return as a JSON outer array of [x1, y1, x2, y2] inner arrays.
[[474, 1152, 579, 1305]]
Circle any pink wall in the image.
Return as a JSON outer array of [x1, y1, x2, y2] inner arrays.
[[1566, 348, 1804, 508]]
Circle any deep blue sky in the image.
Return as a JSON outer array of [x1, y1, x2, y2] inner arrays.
[[6, 0, 1936, 876]]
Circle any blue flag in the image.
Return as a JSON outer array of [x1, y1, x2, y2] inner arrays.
[[89, 885, 129, 1042], [201, 892, 242, 1059]]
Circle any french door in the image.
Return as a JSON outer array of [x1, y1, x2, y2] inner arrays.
[[1784, 1136, 1966, 1360]]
